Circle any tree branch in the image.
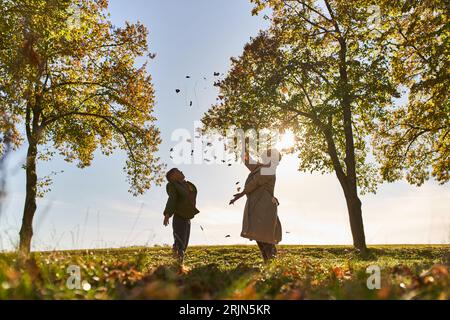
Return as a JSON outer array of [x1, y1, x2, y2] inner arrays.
[[44, 111, 148, 167], [295, 0, 332, 22]]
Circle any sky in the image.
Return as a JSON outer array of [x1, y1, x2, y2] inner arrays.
[[0, 0, 449, 252]]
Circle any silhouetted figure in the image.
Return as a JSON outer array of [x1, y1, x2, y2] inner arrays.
[[163, 168, 199, 264], [230, 149, 282, 262]]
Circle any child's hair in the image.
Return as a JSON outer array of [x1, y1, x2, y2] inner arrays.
[[166, 168, 178, 182]]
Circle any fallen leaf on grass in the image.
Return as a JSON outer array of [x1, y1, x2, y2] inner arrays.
[[377, 287, 391, 300], [231, 281, 257, 300], [130, 280, 180, 300], [332, 266, 345, 279]]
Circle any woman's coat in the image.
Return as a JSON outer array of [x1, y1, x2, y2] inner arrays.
[[241, 167, 282, 245]]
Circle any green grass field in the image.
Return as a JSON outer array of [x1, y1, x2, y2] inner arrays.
[[0, 245, 449, 300]]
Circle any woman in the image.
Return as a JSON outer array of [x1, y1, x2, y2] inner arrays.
[[229, 149, 283, 262]]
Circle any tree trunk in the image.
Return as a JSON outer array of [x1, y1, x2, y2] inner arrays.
[[322, 0, 368, 254], [322, 123, 368, 252], [345, 190, 367, 252], [19, 140, 38, 256], [339, 42, 367, 252]]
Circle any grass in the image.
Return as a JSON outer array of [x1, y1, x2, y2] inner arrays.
[[0, 245, 449, 300]]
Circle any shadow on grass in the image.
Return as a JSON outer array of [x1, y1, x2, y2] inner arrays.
[[180, 263, 260, 299], [122, 263, 261, 300], [278, 246, 450, 262]]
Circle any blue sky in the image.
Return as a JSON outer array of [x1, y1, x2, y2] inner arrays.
[[1, 0, 449, 251]]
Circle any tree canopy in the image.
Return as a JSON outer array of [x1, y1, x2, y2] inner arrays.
[[203, 0, 399, 194], [0, 0, 164, 195], [373, 0, 449, 186]]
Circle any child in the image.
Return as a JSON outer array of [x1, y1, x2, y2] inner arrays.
[[163, 168, 199, 263]]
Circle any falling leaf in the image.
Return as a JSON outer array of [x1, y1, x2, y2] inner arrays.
[[236, 182, 240, 185], [228, 164, 232, 167], [186, 139, 192, 143], [200, 226, 204, 231], [225, 235, 231, 238], [190, 101, 193, 107], [186, 76, 190, 78], [214, 72, 220, 76], [170, 148, 174, 152], [237, 187, 241, 192], [175, 89, 181, 93]]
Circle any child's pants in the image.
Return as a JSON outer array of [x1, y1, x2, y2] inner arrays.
[[172, 215, 191, 262]]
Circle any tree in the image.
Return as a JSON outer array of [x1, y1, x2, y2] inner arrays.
[[202, 0, 400, 252], [373, 0, 449, 186], [0, 0, 163, 255]]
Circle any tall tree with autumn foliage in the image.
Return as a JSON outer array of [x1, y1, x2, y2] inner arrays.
[[373, 0, 449, 186], [202, 0, 403, 252], [0, 0, 163, 255]]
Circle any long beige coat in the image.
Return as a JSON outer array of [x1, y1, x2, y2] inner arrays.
[[241, 167, 282, 245]]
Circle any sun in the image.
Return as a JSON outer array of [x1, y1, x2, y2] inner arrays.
[[276, 130, 296, 151]]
